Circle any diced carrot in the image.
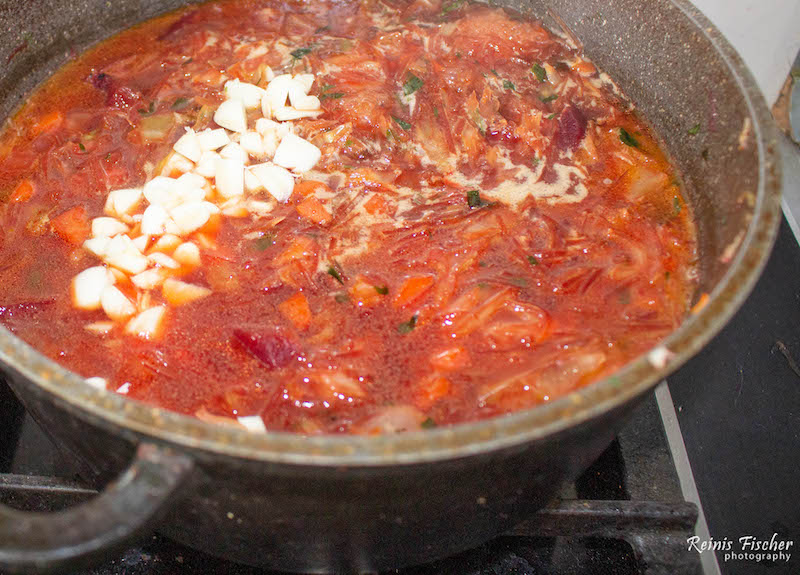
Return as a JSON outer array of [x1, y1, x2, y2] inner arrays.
[[414, 375, 452, 409], [296, 196, 332, 226], [279, 292, 312, 331], [393, 275, 434, 308], [349, 275, 385, 307], [30, 111, 63, 136], [430, 346, 471, 371], [9, 179, 34, 203], [691, 293, 710, 315], [50, 206, 89, 245], [275, 236, 316, 265], [363, 194, 391, 215], [293, 180, 331, 199]]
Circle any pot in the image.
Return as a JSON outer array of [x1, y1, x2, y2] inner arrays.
[[0, 0, 782, 573]]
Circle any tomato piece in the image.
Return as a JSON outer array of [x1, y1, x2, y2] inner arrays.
[[30, 111, 63, 136], [349, 275, 385, 307], [393, 275, 435, 308], [50, 206, 89, 245], [296, 196, 332, 226], [279, 292, 312, 331], [363, 194, 392, 215], [414, 375, 452, 409], [293, 180, 332, 199]]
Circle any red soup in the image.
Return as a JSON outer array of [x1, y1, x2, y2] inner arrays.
[[0, 0, 697, 434]]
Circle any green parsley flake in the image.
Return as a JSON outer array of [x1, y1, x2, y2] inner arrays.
[[398, 315, 418, 334], [531, 63, 548, 82], [254, 233, 276, 251], [673, 196, 682, 215], [403, 73, 424, 96], [374, 285, 389, 295], [688, 123, 701, 136], [171, 97, 190, 110], [467, 189, 483, 208], [421, 417, 437, 429], [441, 0, 465, 15], [290, 46, 313, 60], [392, 116, 412, 130], [327, 265, 344, 284], [539, 94, 558, 103], [619, 127, 639, 148], [503, 79, 516, 91], [527, 255, 539, 265]]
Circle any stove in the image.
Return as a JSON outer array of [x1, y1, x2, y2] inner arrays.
[[0, 384, 700, 575]]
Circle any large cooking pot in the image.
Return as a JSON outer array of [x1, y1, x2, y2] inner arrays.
[[0, 0, 782, 573]]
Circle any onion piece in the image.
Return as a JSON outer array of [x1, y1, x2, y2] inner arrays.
[[249, 163, 294, 202], [104, 188, 142, 218], [101, 285, 137, 321], [214, 99, 247, 133], [125, 306, 167, 339], [173, 128, 202, 162], [272, 133, 321, 173], [91, 217, 129, 238], [72, 266, 115, 311], [162, 278, 212, 306]]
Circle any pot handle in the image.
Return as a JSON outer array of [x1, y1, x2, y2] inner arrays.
[[0, 442, 193, 574]]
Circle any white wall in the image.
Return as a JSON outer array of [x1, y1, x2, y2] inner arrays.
[[691, 0, 800, 104]]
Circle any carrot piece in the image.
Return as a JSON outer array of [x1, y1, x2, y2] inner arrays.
[[275, 236, 316, 265], [296, 196, 332, 225], [293, 180, 331, 199], [691, 293, 710, 315], [30, 111, 63, 136], [430, 346, 471, 371], [50, 206, 89, 245], [279, 292, 312, 331], [363, 194, 391, 215], [9, 179, 34, 203], [393, 275, 434, 308], [349, 275, 385, 307], [414, 375, 452, 409]]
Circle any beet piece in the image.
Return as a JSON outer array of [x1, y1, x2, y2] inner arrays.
[[89, 72, 113, 94], [108, 86, 140, 110], [232, 329, 298, 369], [555, 106, 587, 151]]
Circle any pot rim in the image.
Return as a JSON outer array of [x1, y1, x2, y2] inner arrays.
[[0, 0, 783, 467]]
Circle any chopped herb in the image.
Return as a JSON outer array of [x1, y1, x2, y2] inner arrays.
[[546, 113, 556, 120], [345, 139, 353, 146], [421, 417, 437, 429], [673, 195, 682, 215], [254, 233, 276, 250], [466, 189, 483, 208], [319, 83, 334, 93], [490, 69, 499, 77], [180, 57, 193, 66], [171, 97, 190, 110], [397, 315, 418, 334], [327, 265, 344, 284], [319, 91, 344, 101], [290, 46, 313, 60], [468, 108, 487, 135], [477, 281, 489, 289], [104, 152, 112, 161], [78, 142, 86, 152], [432, 106, 439, 118], [508, 277, 528, 288], [527, 255, 539, 265], [441, 0, 465, 15], [701, 148, 710, 161], [539, 94, 558, 103], [137, 101, 156, 116], [531, 156, 540, 167], [374, 285, 389, 295], [503, 79, 516, 91], [403, 73, 424, 95], [386, 129, 395, 140], [531, 63, 548, 82], [478, 260, 488, 267], [455, 51, 462, 59], [619, 127, 639, 148], [392, 115, 412, 130], [315, 25, 330, 34], [687, 123, 701, 136], [334, 292, 349, 303]]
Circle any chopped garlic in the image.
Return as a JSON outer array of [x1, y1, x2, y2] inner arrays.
[[224, 79, 266, 109], [170, 202, 211, 235], [144, 177, 181, 210], [83, 237, 111, 258], [149, 234, 182, 254], [220, 142, 248, 163], [292, 73, 315, 93], [72, 266, 115, 311], [239, 131, 265, 157], [263, 74, 292, 113], [195, 150, 221, 179], [141, 205, 170, 236], [101, 285, 137, 321], [125, 306, 167, 339], [85, 376, 108, 390], [173, 242, 201, 267], [215, 157, 245, 199], [288, 83, 320, 111], [104, 235, 149, 275], [272, 133, 321, 173], [85, 321, 115, 335], [91, 217, 129, 239], [131, 235, 149, 253], [196, 128, 231, 152], [104, 188, 142, 218], [149, 252, 181, 269], [131, 268, 168, 290], [173, 129, 202, 162], [273, 107, 323, 122], [250, 163, 295, 202], [237, 415, 267, 433], [162, 278, 212, 306], [214, 99, 247, 133]]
